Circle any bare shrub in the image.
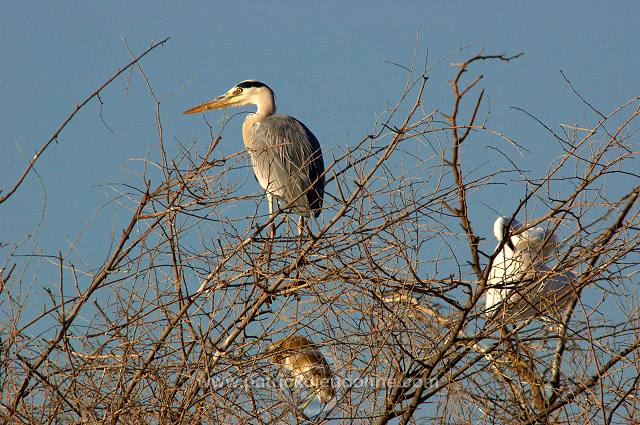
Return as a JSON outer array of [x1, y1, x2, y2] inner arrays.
[[1, 43, 639, 424]]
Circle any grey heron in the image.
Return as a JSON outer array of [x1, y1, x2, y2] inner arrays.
[[485, 216, 577, 322], [267, 335, 334, 411], [184, 80, 325, 238]]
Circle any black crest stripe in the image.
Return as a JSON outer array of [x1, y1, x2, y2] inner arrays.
[[236, 81, 269, 89]]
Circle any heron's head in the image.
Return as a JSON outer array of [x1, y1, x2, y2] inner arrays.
[[183, 80, 275, 114], [267, 335, 312, 363], [267, 335, 335, 404]]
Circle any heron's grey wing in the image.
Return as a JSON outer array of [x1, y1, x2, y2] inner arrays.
[[251, 115, 325, 217]]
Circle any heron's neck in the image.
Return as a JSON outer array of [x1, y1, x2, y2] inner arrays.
[[254, 90, 276, 116]]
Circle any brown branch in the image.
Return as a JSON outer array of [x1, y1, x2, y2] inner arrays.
[[549, 185, 640, 403], [527, 338, 640, 425], [9, 183, 151, 417]]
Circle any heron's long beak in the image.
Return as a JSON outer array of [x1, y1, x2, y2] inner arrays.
[[183, 94, 231, 114]]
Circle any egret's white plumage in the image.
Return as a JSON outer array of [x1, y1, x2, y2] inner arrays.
[[486, 216, 577, 322]]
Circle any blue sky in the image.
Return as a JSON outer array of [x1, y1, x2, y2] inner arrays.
[[1, 1, 639, 321]]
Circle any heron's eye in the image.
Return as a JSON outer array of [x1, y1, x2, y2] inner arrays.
[[235, 88, 243, 95]]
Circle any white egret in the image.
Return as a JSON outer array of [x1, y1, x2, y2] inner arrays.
[[485, 216, 578, 322]]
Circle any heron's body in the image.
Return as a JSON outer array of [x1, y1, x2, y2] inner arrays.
[[244, 114, 324, 216], [486, 216, 577, 322], [184, 80, 325, 234], [267, 335, 334, 405]]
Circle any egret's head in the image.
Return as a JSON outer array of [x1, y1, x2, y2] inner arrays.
[[494, 216, 558, 258], [519, 226, 558, 258], [493, 216, 521, 249], [183, 80, 275, 114]]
